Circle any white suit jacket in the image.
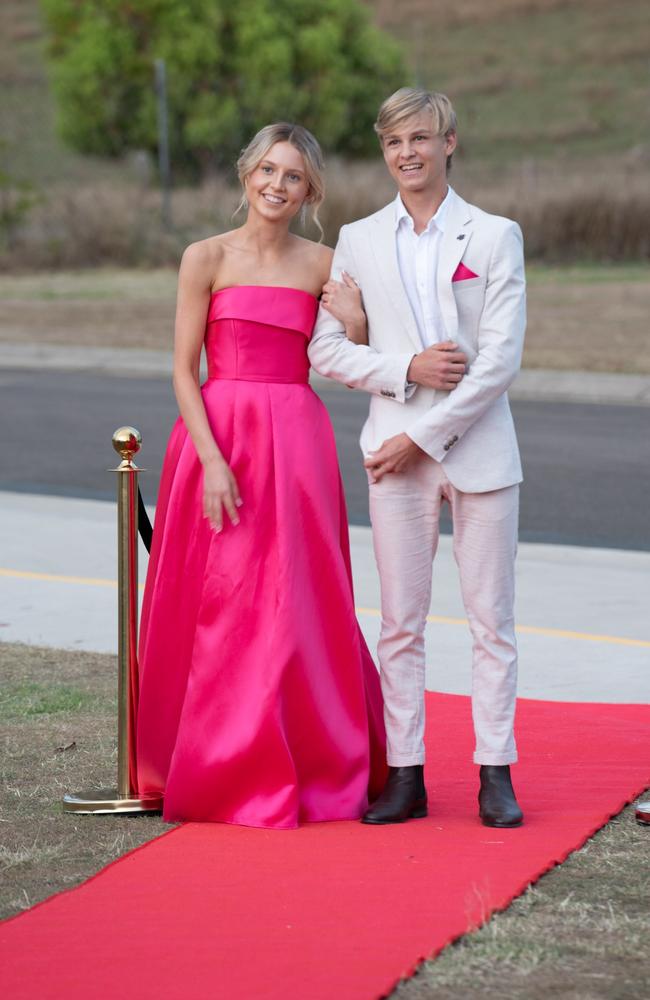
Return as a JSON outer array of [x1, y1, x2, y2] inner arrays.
[[308, 189, 526, 493]]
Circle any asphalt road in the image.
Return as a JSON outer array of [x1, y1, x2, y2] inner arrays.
[[1, 369, 649, 550]]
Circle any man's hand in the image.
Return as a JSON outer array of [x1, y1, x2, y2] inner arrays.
[[407, 342, 467, 391], [364, 433, 426, 483]]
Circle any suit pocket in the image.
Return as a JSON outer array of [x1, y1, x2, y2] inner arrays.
[[452, 276, 486, 292]]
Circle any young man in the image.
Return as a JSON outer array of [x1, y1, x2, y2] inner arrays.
[[308, 88, 526, 827]]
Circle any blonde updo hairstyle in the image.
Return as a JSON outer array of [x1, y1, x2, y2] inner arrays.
[[236, 123, 325, 238]]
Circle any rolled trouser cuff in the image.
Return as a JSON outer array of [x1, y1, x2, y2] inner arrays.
[[473, 750, 518, 765], [387, 751, 426, 766]]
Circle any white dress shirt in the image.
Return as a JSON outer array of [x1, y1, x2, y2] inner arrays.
[[395, 186, 455, 348]]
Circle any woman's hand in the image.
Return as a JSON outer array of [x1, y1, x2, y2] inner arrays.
[[321, 271, 368, 344], [203, 455, 242, 533]]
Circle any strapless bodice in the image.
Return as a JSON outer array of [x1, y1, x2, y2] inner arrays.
[[205, 285, 319, 384]]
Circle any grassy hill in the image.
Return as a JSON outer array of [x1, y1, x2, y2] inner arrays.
[[1, 0, 648, 181], [0, 0, 130, 184], [369, 0, 649, 163], [0, 0, 648, 267]]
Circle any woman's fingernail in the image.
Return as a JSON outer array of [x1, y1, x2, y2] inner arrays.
[[235, 499, 243, 507]]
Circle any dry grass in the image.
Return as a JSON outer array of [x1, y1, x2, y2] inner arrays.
[[368, 0, 650, 164], [0, 276, 177, 351], [0, 175, 240, 270], [0, 642, 167, 920], [370, 0, 584, 27], [524, 271, 650, 374], [390, 812, 650, 999], [1, 261, 649, 374], [2, 151, 649, 271], [1, 640, 649, 999]]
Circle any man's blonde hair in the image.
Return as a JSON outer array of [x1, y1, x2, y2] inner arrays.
[[374, 88, 458, 170]]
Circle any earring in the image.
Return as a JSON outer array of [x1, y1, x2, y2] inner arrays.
[[300, 203, 307, 226]]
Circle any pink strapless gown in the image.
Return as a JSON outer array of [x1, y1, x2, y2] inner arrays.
[[136, 285, 387, 828]]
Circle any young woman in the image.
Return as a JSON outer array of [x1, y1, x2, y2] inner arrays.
[[136, 123, 386, 828]]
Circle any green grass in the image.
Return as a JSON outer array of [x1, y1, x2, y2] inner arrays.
[[2, 263, 649, 373], [526, 262, 650, 285], [1, 263, 646, 304], [0, 681, 98, 719], [0, 0, 133, 185], [0, 267, 177, 301]]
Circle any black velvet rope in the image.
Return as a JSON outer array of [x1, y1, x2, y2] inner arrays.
[[138, 487, 153, 554]]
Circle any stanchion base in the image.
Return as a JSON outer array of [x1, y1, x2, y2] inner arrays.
[[63, 788, 163, 815]]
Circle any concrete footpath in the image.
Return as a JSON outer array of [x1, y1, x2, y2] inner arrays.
[[1, 490, 647, 704], [2, 341, 650, 405]]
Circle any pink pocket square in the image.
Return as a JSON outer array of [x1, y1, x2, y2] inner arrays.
[[452, 262, 479, 282]]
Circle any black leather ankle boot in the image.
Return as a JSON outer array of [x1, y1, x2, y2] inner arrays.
[[362, 765, 427, 825], [479, 765, 523, 827]]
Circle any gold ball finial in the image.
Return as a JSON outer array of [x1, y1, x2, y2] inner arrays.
[[112, 426, 142, 465]]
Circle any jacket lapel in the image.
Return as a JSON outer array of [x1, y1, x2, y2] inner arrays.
[[437, 192, 474, 341], [370, 204, 422, 354]]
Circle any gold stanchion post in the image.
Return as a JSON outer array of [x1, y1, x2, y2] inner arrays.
[[63, 427, 162, 814]]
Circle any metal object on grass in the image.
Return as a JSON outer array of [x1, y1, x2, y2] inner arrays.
[[635, 801, 650, 826]]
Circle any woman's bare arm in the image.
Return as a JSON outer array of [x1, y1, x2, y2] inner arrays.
[[173, 241, 241, 532]]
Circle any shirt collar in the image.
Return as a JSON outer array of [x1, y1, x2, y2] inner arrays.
[[394, 185, 455, 234]]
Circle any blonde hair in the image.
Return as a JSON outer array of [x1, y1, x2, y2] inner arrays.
[[374, 88, 458, 171], [236, 123, 324, 237]]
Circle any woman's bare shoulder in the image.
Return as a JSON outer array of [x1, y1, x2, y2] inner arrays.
[[180, 232, 240, 288], [293, 236, 334, 284], [181, 234, 227, 268], [295, 236, 333, 261]]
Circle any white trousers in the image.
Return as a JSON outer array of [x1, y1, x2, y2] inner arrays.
[[368, 456, 519, 767]]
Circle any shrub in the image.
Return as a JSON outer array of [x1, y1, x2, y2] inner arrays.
[[4, 163, 649, 271], [0, 142, 41, 250], [40, 0, 407, 173]]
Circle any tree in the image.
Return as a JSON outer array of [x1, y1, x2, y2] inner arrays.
[[41, 0, 408, 171]]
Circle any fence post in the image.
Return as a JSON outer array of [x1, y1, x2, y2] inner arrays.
[[62, 427, 162, 814], [154, 57, 172, 230]]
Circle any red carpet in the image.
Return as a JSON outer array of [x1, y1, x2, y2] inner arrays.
[[2, 694, 648, 1000]]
